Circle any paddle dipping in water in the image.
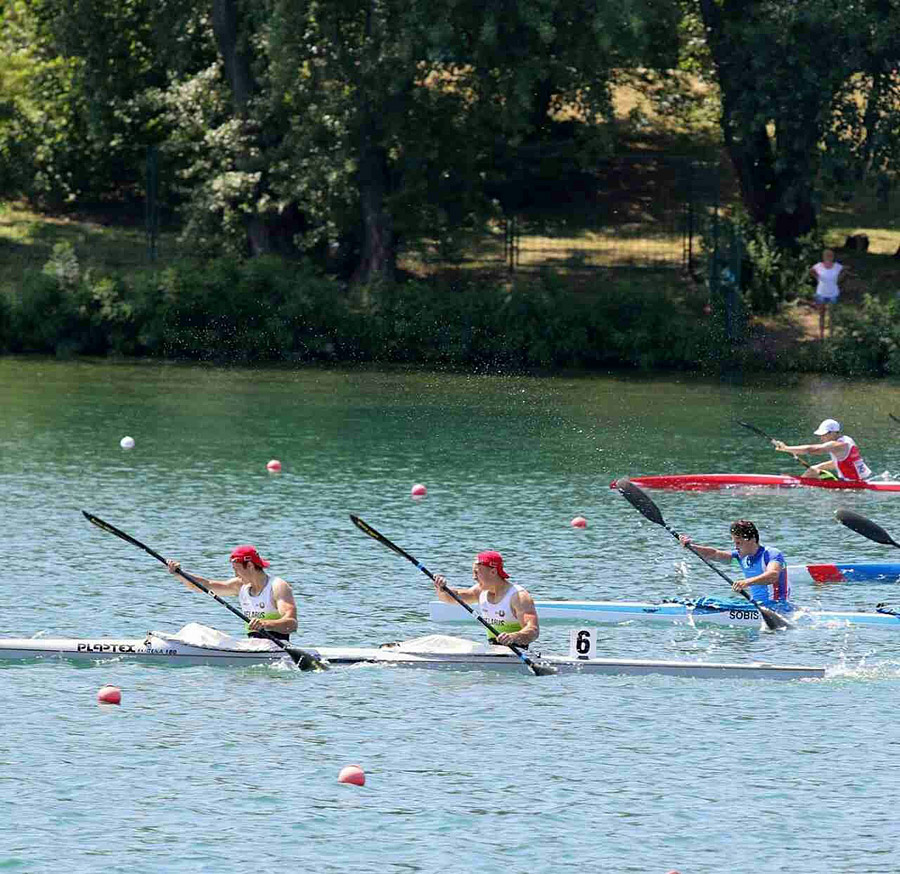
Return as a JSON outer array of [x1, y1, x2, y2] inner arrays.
[[82, 512, 326, 671], [616, 478, 794, 631], [677, 520, 794, 613]]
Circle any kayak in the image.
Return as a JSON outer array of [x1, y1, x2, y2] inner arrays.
[[791, 563, 900, 584], [0, 626, 824, 681], [609, 474, 900, 492], [428, 598, 900, 629]]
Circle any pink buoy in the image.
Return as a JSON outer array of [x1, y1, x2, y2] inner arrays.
[[338, 764, 365, 786], [571, 516, 587, 528], [97, 685, 122, 705], [266, 459, 282, 472], [410, 483, 427, 498]]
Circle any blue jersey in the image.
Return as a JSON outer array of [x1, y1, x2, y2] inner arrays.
[[731, 545, 790, 602]]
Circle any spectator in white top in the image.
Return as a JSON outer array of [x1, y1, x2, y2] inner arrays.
[[809, 248, 845, 340]]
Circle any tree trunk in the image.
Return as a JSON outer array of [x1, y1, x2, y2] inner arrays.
[[211, 0, 277, 256], [699, 0, 817, 247], [352, 128, 396, 285], [211, 0, 255, 112], [350, 0, 397, 284]]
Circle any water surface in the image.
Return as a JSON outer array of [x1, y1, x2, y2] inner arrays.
[[2, 360, 900, 873]]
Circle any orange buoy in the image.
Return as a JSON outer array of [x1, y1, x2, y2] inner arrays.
[[266, 459, 282, 472], [97, 685, 122, 705], [411, 483, 427, 498], [571, 516, 587, 528], [338, 764, 365, 786]]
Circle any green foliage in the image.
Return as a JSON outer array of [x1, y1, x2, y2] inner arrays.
[[700, 211, 827, 318], [1, 248, 718, 370], [823, 294, 900, 376]]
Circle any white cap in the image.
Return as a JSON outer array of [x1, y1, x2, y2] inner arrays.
[[814, 418, 841, 436]]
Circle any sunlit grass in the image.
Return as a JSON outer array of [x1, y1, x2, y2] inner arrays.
[[0, 200, 184, 298]]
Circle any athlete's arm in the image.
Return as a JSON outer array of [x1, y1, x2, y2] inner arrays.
[[733, 559, 783, 594], [166, 560, 241, 595], [432, 574, 480, 604], [250, 579, 297, 634], [678, 536, 732, 562], [497, 590, 539, 645]]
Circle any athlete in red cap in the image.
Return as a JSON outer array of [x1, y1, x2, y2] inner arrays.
[[166, 545, 298, 640], [432, 551, 539, 646]]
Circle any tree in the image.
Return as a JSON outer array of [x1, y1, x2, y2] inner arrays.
[[266, 0, 681, 282], [696, 0, 900, 247]]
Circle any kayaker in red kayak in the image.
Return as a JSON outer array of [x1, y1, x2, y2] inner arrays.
[[773, 418, 872, 481], [679, 520, 791, 606]]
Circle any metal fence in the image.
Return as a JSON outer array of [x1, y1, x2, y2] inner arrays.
[[400, 155, 729, 277]]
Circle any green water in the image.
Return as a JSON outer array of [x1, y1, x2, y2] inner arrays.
[[3, 359, 900, 873]]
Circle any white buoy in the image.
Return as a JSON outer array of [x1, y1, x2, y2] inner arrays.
[[120, 436, 135, 450]]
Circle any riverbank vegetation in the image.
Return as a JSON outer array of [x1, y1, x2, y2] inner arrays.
[[3, 1, 900, 374]]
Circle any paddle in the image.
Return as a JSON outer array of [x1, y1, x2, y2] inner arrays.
[[615, 478, 794, 631], [349, 514, 556, 677], [736, 420, 838, 480], [889, 413, 900, 426], [82, 511, 327, 671], [834, 508, 900, 549]]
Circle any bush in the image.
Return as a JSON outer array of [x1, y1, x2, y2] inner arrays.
[[825, 294, 900, 376], [6, 250, 724, 370]]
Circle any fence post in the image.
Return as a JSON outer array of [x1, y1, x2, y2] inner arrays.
[[505, 214, 518, 274], [146, 145, 159, 262]]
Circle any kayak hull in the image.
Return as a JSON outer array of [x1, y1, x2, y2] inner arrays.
[[792, 563, 900, 584], [609, 474, 900, 492], [0, 632, 823, 680], [428, 599, 900, 629]]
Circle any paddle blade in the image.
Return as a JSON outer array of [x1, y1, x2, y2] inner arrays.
[[287, 647, 330, 672], [736, 420, 773, 442], [82, 511, 167, 564], [616, 477, 665, 527], [83, 510, 134, 542], [350, 514, 403, 556], [530, 661, 558, 677], [835, 508, 900, 548], [758, 603, 794, 632]]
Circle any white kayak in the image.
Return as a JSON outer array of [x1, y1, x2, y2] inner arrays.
[[0, 625, 823, 681], [428, 599, 900, 629]]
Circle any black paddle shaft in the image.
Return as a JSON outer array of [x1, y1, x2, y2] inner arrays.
[[349, 514, 556, 676], [737, 420, 777, 444], [736, 420, 836, 480], [615, 479, 793, 631], [82, 511, 327, 670]]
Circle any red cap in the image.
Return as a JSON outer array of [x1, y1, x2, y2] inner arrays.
[[476, 550, 509, 579], [229, 545, 269, 568]]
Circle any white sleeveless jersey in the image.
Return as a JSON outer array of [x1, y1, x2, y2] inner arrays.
[[479, 583, 526, 638], [239, 576, 283, 620]]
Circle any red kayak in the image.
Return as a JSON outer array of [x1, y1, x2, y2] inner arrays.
[[609, 473, 900, 492]]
